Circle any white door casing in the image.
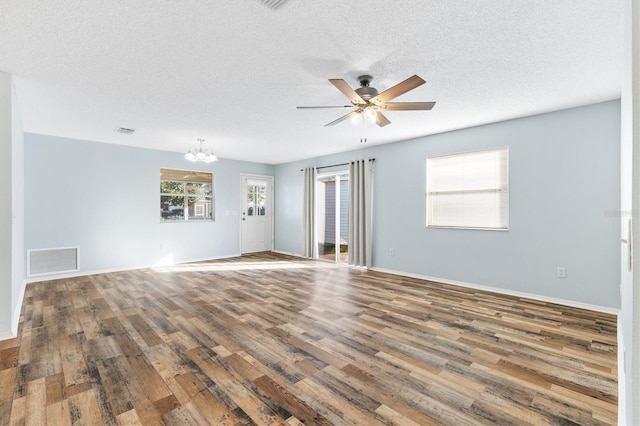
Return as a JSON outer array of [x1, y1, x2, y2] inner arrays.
[[619, 3, 640, 424], [240, 174, 274, 254]]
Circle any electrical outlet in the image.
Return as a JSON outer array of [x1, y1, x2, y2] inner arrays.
[[389, 248, 395, 256], [557, 267, 566, 278]]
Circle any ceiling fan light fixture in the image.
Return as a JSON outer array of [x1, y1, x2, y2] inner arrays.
[[363, 106, 377, 123], [185, 139, 218, 163]]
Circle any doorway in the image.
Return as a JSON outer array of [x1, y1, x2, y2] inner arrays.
[[240, 174, 274, 254], [317, 172, 349, 263]]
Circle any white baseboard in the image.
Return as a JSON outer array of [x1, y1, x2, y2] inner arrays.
[[21, 252, 620, 314], [272, 249, 305, 258], [0, 279, 27, 342], [617, 314, 625, 426], [24, 253, 242, 284], [370, 266, 620, 315], [11, 278, 26, 336], [0, 330, 16, 341]]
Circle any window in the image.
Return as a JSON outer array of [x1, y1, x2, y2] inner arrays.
[[426, 147, 509, 230], [246, 179, 267, 216], [160, 168, 213, 221]]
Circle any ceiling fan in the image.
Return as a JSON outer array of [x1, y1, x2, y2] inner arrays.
[[297, 74, 435, 127]]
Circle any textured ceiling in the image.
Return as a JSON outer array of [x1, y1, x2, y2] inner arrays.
[[0, 0, 624, 165]]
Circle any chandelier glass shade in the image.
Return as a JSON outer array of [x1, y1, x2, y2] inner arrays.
[[184, 139, 218, 163], [351, 105, 379, 126]]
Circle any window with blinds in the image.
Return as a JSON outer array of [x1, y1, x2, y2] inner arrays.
[[160, 168, 214, 221], [426, 147, 509, 230]]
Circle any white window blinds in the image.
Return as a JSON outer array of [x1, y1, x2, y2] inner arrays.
[[426, 147, 509, 229]]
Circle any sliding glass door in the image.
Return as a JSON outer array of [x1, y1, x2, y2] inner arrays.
[[317, 172, 349, 263]]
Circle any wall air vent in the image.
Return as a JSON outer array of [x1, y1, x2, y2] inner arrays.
[[27, 247, 79, 277], [115, 127, 135, 134], [256, 0, 292, 10]]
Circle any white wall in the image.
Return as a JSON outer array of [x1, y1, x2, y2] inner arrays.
[[11, 76, 25, 333], [24, 134, 274, 276], [0, 71, 13, 337], [275, 101, 621, 309], [0, 71, 25, 339]]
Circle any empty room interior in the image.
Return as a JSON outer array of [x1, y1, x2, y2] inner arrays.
[[1, 1, 639, 425]]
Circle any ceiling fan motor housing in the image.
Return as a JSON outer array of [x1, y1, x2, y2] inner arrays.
[[355, 75, 378, 100], [355, 86, 378, 100]]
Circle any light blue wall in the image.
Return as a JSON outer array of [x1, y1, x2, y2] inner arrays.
[[275, 101, 621, 308], [25, 134, 274, 274]]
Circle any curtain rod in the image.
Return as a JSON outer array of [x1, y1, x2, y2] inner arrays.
[[300, 158, 375, 171]]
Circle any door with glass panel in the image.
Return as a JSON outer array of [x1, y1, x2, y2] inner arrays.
[[241, 175, 274, 254], [317, 172, 349, 263]]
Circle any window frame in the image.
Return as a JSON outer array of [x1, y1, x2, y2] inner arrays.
[[160, 168, 214, 222], [426, 147, 509, 231]]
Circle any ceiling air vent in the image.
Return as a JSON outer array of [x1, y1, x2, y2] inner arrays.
[[256, 0, 292, 10], [115, 127, 135, 135]]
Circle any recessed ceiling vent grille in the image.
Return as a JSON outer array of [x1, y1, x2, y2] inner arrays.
[[256, 0, 292, 10], [115, 127, 135, 135], [27, 247, 79, 277]]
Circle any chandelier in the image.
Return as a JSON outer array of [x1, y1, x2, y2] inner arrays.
[[350, 105, 379, 125], [184, 139, 218, 163]]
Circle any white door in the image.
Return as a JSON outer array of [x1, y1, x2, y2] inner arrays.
[[241, 175, 273, 254]]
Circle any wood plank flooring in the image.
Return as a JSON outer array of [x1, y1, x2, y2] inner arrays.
[[0, 253, 617, 425]]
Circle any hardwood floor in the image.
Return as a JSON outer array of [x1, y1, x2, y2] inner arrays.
[[0, 253, 617, 425]]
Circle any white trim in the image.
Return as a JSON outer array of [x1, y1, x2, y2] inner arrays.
[[20, 248, 620, 314], [618, 313, 626, 425], [370, 266, 620, 315], [272, 249, 304, 258], [10, 278, 26, 336], [24, 253, 242, 284], [0, 331, 15, 341]]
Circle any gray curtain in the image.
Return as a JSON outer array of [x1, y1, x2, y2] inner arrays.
[[302, 167, 317, 258], [348, 159, 374, 267]]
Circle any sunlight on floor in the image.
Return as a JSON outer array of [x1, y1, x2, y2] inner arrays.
[[152, 253, 175, 267], [152, 259, 338, 273]]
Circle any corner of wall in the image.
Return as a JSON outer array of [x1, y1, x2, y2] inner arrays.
[[10, 278, 26, 336], [0, 71, 13, 337]]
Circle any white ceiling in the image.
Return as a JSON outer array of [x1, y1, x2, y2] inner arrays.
[[0, 0, 624, 165]]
